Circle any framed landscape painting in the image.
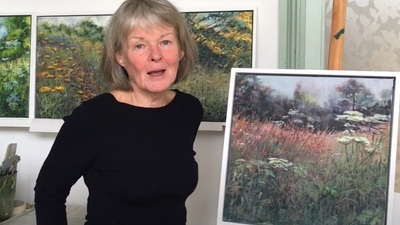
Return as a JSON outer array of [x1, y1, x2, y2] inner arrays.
[[218, 68, 399, 225], [0, 15, 31, 126], [35, 14, 111, 119], [35, 9, 255, 124]]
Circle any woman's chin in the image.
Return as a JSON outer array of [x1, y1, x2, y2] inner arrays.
[[146, 85, 172, 93], [145, 80, 175, 93]]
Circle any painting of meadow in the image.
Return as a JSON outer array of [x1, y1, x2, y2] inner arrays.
[[219, 70, 397, 225], [36, 15, 109, 118], [0, 16, 31, 118], [35, 10, 254, 121]]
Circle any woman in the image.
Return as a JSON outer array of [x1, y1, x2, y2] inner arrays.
[[34, 0, 203, 224]]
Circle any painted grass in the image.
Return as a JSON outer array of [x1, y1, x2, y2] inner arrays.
[[223, 115, 390, 225]]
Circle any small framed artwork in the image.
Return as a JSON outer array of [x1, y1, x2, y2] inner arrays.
[[35, 14, 111, 120], [218, 68, 399, 225], [173, 9, 256, 125], [0, 15, 32, 127]]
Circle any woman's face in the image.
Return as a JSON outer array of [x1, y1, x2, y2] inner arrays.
[[116, 25, 184, 94]]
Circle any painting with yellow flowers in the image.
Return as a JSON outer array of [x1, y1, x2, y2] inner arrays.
[[36, 15, 110, 118], [35, 10, 254, 121], [0, 16, 31, 118]]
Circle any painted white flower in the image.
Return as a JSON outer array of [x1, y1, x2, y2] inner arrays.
[[354, 137, 370, 146], [337, 136, 355, 145]]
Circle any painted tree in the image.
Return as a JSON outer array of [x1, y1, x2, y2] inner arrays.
[[0, 16, 30, 117], [293, 82, 318, 110], [335, 79, 376, 111], [0, 16, 31, 62], [233, 75, 279, 121]]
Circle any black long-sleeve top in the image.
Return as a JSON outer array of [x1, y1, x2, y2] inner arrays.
[[34, 90, 203, 225]]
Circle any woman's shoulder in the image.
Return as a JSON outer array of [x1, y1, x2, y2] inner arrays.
[[81, 92, 114, 107], [72, 93, 114, 113], [174, 90, 204, 119], [174, 89, 202, 106], [63, 93, 114, 124]]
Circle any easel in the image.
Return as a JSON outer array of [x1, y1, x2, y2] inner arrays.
[[327, 0, 347, 70]]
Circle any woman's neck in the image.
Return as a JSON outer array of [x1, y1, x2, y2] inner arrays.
[[111, 89, 175, 108]]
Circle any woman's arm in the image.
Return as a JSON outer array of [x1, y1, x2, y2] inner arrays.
[[34, 106, 98, 225]]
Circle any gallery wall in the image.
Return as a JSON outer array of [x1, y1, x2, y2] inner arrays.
[[0, 0, 279, 225], [2, 0, 400, 224]]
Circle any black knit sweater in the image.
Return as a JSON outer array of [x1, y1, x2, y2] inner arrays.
[[34, 90, 203, 225]]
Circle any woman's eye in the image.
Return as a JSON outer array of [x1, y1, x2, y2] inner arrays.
[[161, 40, 171, 45], [135, 44, 144, 49]]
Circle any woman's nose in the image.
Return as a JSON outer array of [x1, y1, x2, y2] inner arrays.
[[150, 46, 162, 62]]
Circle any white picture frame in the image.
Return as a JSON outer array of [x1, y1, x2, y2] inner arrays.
[[218, 68, 399, 225]]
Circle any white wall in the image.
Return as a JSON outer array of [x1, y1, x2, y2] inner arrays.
[[0, 1, 278, 225]]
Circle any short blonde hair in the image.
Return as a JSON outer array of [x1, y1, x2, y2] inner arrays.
[[101, 0, 198, 91]]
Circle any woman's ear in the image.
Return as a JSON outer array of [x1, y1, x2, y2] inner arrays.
[[116, 52, 124, 66], [179, 50, 185, 60]]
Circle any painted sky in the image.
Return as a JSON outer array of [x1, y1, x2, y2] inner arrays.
[[256, 74, 394, 105], [38, 15, 111, 27], [0, 18, 7, 38]]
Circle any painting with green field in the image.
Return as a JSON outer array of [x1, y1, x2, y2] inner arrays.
[[35, 10, 254, 121], [218, 69, 398, 225], [0, 16, 31, 118]]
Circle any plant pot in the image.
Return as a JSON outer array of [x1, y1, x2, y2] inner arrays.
[[0, 173, 17, 222]]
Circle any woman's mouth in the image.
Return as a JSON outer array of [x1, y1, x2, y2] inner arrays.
[[147, 70, 166, 76]]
